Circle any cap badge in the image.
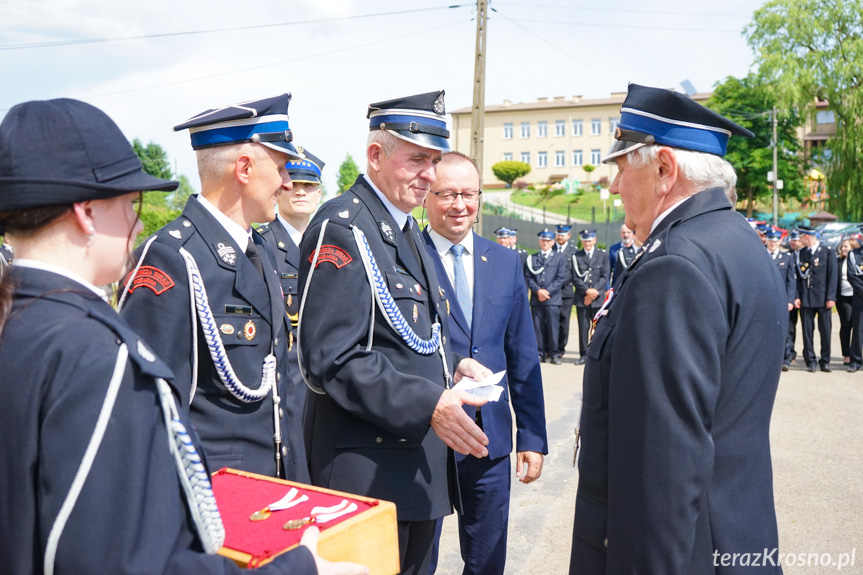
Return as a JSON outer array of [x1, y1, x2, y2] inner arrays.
[[433, 92, 445, 115], [215, 242, 237, 266]]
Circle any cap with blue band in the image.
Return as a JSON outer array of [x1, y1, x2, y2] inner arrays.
[[286, 147, 325, 185], [367, 90, 450, 152]]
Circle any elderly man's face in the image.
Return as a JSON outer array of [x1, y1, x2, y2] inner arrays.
[[538, 237, 554, 251], [620, 225, 633, 245], [426, 159, 480, 244], [581, 237, 597, 251], [610, 154, 657, 242], [370, 138, 441, 213]]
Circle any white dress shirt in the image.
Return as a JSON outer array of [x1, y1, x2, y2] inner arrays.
[[427, 228, 475, 297]]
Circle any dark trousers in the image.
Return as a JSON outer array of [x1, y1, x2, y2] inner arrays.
[[800, 306, 832, 367], [850, 306, 863, 367], [429, 455, 511, 575], [575, 305, 601, 357], [786, 307, 799, 361], [398, 519, 437, 575], [532, 304, 560, 358], [837, 295, 854, 358], [558, 297, 574, 355]]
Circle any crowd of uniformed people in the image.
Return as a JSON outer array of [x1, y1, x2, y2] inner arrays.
[[0, 83, 803, 575]]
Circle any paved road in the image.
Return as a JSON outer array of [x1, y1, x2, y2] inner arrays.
[[435, 317, 863, 574], [483, 190, 587, 226]]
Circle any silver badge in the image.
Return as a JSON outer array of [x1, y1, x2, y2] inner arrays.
[[353, 198, 360, 204], [182, 220, 192, 227], [649, 238, 662, 253], [339, 210, 350, 219], [379, 220, 396, 245], [216, 242, 237, 266], [168, 229, 182, 239], [433, 91, 445, 115], [137, 340, 156, 363]]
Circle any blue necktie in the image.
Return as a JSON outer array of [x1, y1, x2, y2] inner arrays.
[[450, 244, 472, 329]]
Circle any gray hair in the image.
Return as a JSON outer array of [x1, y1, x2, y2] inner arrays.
[[366, 129, 401, 165], [627, 145, 738, 196], [196, 143, 266, 189]]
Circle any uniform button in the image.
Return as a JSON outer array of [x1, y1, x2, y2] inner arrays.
[[281, 446, 288, 456], [237, 332, 243, 340], [274, 338, 279, 346], [375, 437, 383, 444], [471, 346, 479, 355], [279, 408, 284, 417], [604, 538, 608, 548]]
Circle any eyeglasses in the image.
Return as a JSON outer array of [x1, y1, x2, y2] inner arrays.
[[428, 190, 482, 205]]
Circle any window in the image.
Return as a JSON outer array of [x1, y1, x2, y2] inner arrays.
[[555, 150, 565, 167], [555, 120, 565, 137], [591, 118, 601, 135], [503, 152, 513, 162], [609, 117, 620, 133], [521, 152, 530, 165], [521, 122, 530, 138], [591, 149, 601, 165], [538, 151, 548, 168], [816, 110, 835, 124], [503, 123, 513, 139], [538, 121, 548, 138], [572, 119, 583, 136], [573, 150, 583, 166]]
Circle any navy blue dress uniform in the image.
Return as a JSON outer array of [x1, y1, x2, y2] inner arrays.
[[119, 95, 309, 482], [571, 229, 610, 362], [297, 92, 464, 574], [554, 224, 578, 358], [766, 229, 797, 370], [610, 241, 637, 285], [570, 84, 784, 574], [0, 98, 316, 575], [795, 226, 838, 372], [525, 228, 568, 362], [423, 229, 548, 574], [259, 147, 326, 443], [843, 237, 863, 371]]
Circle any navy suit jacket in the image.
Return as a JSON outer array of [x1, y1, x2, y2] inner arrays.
[[796, 243, 838, 307], [772, 250, 797, 304], [423, 231, 548, 461]]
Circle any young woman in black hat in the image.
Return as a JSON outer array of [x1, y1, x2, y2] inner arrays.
[[0, 99, 366, 575]]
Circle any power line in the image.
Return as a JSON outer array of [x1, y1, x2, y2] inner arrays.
[[491, 3, 752, 19], [0, 4, 472, 51], [0, 18, 470, 112], [492, 17, 743, 34]]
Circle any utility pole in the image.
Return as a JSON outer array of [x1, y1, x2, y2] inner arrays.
[[772, 106, 779, 227], [470, 0, 488, 235]]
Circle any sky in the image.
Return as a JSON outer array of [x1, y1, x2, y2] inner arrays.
[[0, 0, 770, 196]]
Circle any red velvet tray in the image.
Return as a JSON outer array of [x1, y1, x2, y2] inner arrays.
[[211, 468, 399, 573]]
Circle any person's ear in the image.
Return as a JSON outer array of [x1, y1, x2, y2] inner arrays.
[[235, 153, 254, 184], [367, 143, 383, 173], [71, 201, 95, 236], [655, 147, 679, 195]]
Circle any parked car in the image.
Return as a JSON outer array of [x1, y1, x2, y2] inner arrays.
[[816, 222, 863, 251]]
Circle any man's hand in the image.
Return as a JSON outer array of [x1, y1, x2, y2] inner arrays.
[[537, 288, 551, 302], [787, 302, 794, 312], [453, 357, 493, 384], [516, 451, 544, 484], [827, 300, 836, 309], [431, 389, 489, 458], [585, 288, 599, 300], [794, 298, 801, 309], [301, 526, 369, 575]]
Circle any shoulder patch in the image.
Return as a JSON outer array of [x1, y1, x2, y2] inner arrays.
[[126, 266, 175, 295], [310, 245, 353, 269]]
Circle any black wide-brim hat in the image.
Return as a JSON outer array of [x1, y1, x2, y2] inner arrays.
[[0, 98, 177, 211]]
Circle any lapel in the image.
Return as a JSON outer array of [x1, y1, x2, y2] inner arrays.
[[353, 180, 429, 292], [471, 234, 493, 338], [422, 230, 470, 338], [182, 198, 272, 323], [269, 218, 301, 270]]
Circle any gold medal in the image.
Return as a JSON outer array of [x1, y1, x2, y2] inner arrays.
[[446, 300, 450, 315], [250, 508, 272, 521], [283, 517, 316, 530], [244, 320, 256, 341]]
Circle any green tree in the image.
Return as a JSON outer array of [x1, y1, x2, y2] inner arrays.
[[746, 0, 863, 219], [168, 174, 196, 211], [131, 138, 181, 241], [337, 154, 360, 194], [707, 74, 805, 217], [490, 161, 531, 187], [132, 138, 174, 181]]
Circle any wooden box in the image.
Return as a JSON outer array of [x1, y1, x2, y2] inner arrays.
[[211, 468, 399, 574]]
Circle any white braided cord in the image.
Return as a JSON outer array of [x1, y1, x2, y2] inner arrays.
[[352, 226, 441, 355], [178, 248, 274, 403], [155, 377, 225, 554]]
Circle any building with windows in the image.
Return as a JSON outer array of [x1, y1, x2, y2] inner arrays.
[[450, 91, 710, 188]]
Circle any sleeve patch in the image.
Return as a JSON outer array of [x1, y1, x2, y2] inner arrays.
[[126, 266, 175, 295], [309, 245, 353, 269]]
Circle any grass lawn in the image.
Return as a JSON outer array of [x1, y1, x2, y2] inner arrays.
[[505, 188, 624, 221]]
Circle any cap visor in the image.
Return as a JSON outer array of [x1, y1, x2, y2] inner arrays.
[[602, 140, 645, 164], [387, 130, 450, 152], [261, 140, 303, 160], [287, 176, 322, 185]]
